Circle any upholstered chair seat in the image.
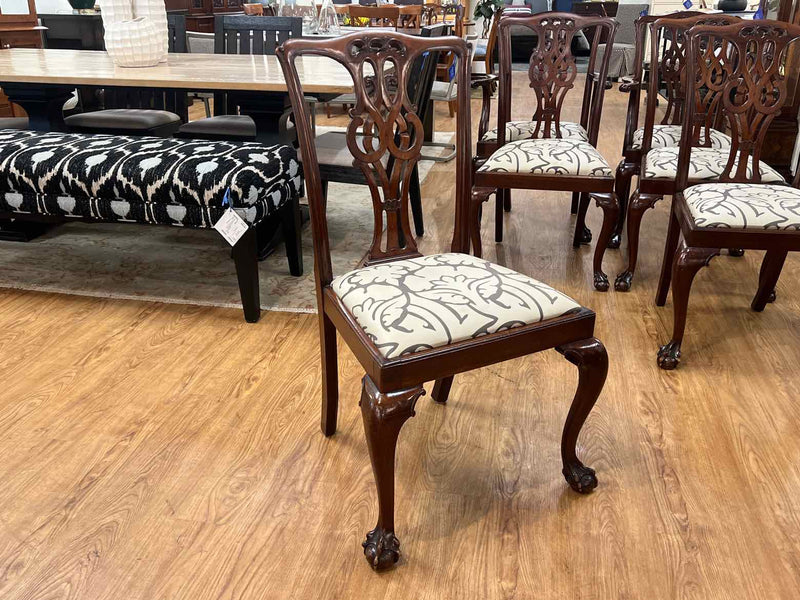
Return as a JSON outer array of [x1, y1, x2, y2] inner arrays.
[[683, 183, 800, 230], [331, 253, 581, 359], [643, 147, 785, 183], [480, 120, 589, 143], [631, 124, 732, 151], [479, 138, 613, 177]]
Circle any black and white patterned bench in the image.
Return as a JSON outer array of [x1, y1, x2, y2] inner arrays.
[[0, 129, 304, 322]]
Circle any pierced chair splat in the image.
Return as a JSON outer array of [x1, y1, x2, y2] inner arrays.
[[278, 30, 610, 570], [472, 12, 620, 292], [653, 20, 800, 370]]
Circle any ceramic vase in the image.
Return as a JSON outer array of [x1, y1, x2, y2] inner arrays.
[[133, 0, 169, 60], [105, 17, 163, 67], [100, 0, 133, 31]]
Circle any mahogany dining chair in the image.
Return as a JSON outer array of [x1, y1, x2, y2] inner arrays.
[[278, 30, 609, 570], [655, 20, 800, 369], [472, 12, 620, 291]]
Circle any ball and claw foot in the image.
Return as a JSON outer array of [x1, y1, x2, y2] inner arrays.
[[593, 272, 609, 292], [363, 527, 400, 571], [614, 270, 633, 292], [728, 248, 745, 257], [563, 462, 598, 494], [577, 225, 592, 245], [657, 341, 681, 370], [607, 232, 621, 249]]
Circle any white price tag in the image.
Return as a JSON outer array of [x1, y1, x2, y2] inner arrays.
[[213, 208, 249, 247]]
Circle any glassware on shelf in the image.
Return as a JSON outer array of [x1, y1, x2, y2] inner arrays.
[[315, 0, 340, 35]]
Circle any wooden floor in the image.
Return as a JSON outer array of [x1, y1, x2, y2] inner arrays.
[[2, 75, 800, 600]]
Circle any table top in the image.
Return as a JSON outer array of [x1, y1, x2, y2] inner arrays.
[[0, 48, 354, 94]]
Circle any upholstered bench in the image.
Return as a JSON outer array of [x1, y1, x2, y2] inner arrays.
[[0, 129, 304, 322]]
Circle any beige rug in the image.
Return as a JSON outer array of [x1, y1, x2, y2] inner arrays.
[[0, 130, 453, 314]]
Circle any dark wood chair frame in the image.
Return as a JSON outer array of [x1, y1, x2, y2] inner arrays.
[[613, 13, 744, 293], [655, 20, 800, 369], [348, 5, 401, 27], [278, 31, 608, 571], [472, 12, 620, 292], [613, 11, 708, 250]]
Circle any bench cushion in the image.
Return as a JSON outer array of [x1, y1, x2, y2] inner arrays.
[[0, 129, 302, 227]]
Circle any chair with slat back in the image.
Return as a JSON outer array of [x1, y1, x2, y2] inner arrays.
[[63, 14, 189, 137], [278, 29, 609, 572], [654, 20, 800, 369], [177, 15, 308, 142], [613, 13, 753, 293]]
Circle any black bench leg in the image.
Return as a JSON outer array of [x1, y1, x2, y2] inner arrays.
[[282, 196, 304, 277], [232, 225, 261, 323]]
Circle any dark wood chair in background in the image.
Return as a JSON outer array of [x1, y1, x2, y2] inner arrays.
[[613, 11, 714, 249], [63, 14, 188, 137], [473, 12, 620, 291], [278, 30, 609, 571], [655, 20, 800, 369], [613, 14, 758, 293], [177, 15, 305, 142], [348, 5, 401, 27]]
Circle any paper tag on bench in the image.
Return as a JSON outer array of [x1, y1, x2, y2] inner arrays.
[[214, 208, 249, 246]]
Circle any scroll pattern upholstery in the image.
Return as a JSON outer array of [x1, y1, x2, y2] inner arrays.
[[684, 183, 800, 230], [479, 138, 613, 177], [331, 253, 580, 359], [0, 129, 302, 227], [643, 147, 784, 183], [631, 125, 732, 151], [481, 120, 588, 143]]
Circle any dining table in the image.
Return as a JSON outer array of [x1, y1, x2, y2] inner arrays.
[[0, 47, 353, 143]]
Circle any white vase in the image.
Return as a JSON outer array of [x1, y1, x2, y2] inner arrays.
[[100, 0, 134, 30], [105, 17, 163, 67], [133, 0, 169, 61]]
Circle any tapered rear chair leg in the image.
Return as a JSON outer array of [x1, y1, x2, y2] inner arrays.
[[751, 249, 787, 311]]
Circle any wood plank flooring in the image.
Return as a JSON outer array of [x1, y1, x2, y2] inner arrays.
[[1, 75, 800, 599]]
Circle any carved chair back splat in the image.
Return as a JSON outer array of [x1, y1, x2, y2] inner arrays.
[[640, 14, 742, 157], [655, 20, 800, 371], [496, 12, 616, 150], [278, 31, 608, 572]]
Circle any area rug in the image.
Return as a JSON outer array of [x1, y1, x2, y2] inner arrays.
[[0, 129, 453, 314]]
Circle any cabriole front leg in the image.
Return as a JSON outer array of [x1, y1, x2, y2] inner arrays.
[[556, 337, 608, 494], [360, 376, 426, 570], [657, 243, 718, 370], [614, 191, 662, 292], [591, 192, 619, 292]]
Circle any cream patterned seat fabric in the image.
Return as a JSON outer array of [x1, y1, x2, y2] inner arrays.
[[479, 139, 613, 177], [643, 147, 785, 183], [684, 183, 800, 230], [481, 121, 589, 143], [331, 253, 581, 359], [631, 125, 732, 151]]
